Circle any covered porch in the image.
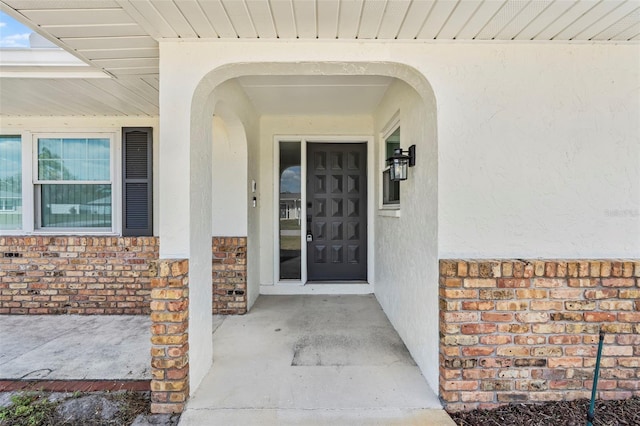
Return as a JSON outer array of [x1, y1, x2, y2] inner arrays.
[[0, 295, 454, 424], [1, 0, 638, 417], [181, 295, 451, 425]]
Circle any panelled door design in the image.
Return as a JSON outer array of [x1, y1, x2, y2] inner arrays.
[[306, 143, 367, 281]]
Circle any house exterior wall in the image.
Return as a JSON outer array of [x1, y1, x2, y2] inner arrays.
[[160, 40, 638, 403], [212, 237, 247, 315], [212, 116, 247, 236], [434, 44, 639, 259], [0, 236, 158, 314], [159, 40, 639, 260], [0, 114, 245, 316], [211, 80, 260, 310], [3, 41, 632, 411], [0, 116, 160, 235], [373, 79, 439, 391], [0, 235, 246, 315], [440, 259, 640, 411]]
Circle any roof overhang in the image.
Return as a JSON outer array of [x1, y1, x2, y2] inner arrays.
[[0, 0, 638, 117]]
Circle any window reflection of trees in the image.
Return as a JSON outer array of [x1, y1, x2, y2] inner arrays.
[[37, 140, 111, 228], [279, 142, 302, 280]]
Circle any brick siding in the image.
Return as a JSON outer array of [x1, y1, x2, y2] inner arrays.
[[0, 236, 158, 314], [150, 259, 189, 414], [212, 237, 247, 315], [0, 236, 247, 315], [439, 259, 640, 412]]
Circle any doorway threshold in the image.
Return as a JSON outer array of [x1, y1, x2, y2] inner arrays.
[[260, 282, 372, 295]]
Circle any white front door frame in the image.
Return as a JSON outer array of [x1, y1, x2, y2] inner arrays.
[[264, 134, 375, 295]]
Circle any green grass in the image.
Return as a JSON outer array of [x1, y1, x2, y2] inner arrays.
[[280, 236, 301, 250], [279, 219, 301, 230], [0, 392, 58, 426], [0, 391, 150, 426]]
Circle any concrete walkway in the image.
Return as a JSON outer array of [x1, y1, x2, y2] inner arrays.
[[180, 295, 455, 426], [0, 315, 150, 381]]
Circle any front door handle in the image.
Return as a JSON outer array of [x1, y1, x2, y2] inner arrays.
[[306, 232, 313, 242]]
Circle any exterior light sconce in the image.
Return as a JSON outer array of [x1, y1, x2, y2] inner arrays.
[[386, 145, 416, 181]]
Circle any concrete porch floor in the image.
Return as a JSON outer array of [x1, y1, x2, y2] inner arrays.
[[0, 315, 150, 381], [180, 295, 455, 425]]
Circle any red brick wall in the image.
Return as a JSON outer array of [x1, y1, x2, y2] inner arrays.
[[150, 259, 189, 414], [439, 259, 640, 412], [0, 236, 158, 314], [212, 237, 247, 315], [0, 236, 248, 315]]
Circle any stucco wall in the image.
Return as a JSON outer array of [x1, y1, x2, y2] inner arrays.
[[433, 44, 640, 258], [212, 116, 246, 236], [158, 40, 638, 398], [159, 40, 639, 261], [210, 79, 260, 309], [373, 79, 439, 390]]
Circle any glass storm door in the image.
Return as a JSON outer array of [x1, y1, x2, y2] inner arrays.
[[306, 143, 367, 281]]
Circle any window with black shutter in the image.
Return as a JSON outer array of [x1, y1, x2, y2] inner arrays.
[[122, 127, 152, 236]]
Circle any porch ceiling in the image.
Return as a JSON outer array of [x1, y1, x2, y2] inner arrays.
[[237, 75, 393, 115], [0, 0, 638, 117]]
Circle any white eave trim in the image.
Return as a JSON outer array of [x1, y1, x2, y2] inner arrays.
[[0, 48, 109, 78]]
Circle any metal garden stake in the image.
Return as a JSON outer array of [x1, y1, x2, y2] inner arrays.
[[586, 328, 605, 426]]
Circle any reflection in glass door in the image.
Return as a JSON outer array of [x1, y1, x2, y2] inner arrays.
[[279, 142, 301, 279]]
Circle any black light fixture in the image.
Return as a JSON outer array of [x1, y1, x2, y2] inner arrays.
[[386, 144, 416, 181]]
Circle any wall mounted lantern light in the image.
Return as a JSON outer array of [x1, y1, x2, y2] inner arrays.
[[386, 144, 416, 181]]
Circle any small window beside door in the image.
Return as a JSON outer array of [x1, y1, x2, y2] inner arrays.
[[278, 141, 302, 280], [383, 127, 400, 206]]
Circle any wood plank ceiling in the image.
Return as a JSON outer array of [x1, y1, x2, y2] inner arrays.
[[1, 0, 639, 116]]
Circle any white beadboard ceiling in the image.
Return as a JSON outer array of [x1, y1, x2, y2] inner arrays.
[[1, 0, 639, 116]]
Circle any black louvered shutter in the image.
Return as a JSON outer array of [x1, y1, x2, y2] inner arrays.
[[122, 128, 152, 236]]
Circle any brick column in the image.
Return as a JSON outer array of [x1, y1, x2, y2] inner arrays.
[[150, 259, 189, 413]]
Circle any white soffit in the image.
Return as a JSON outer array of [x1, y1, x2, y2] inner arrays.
[[2, 0, 638, 79], [0, 0, 639, 116]]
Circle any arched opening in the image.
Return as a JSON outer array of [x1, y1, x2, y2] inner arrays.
[[183, 62, 439, 411]]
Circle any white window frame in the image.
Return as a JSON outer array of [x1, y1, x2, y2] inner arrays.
[[379, 114, 401, 217], [0, 130, 121, 235], [31, 132, 122, 235]]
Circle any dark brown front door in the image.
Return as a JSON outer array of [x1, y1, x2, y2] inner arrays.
[[306, 143, 367, 281]]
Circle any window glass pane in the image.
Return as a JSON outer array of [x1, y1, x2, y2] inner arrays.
[[86, 138, 110, 160], [0, 136, 22, 230], [62, 138, 86, 159], [383, 128, 400, 205], [385, 127, 400, 158], [38, 138, 110, 181], [279, 142, 301, 280], [41, 184, 111, 228], [383, 169, 400, 205]]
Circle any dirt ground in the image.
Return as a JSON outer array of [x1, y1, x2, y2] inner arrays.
[[0, 391, 179, 426], [448, 397, 640, 426]]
